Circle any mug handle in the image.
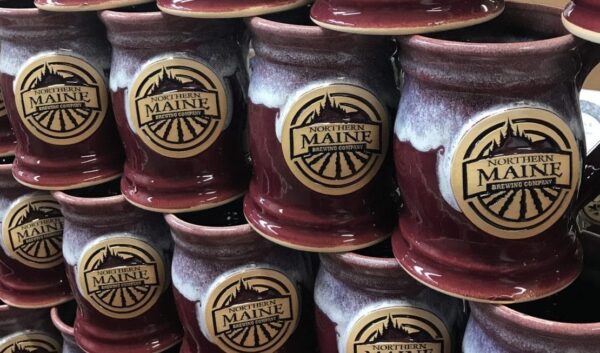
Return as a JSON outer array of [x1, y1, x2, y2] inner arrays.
[[574, 41, 600, 211]]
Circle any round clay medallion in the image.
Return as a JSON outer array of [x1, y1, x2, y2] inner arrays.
[[157, 0, 311, 18]]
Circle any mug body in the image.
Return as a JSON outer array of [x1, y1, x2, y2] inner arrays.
[[0, 1, 124, 190], [101, 9, 249, 213], [0, 304, 62, 352], [51, 302, 85, 353], [315, 245, 465, 353], [310, 0, 505, 35], [562, 0, 600, 44], [393, 2, 592, 303], [53, 184, 182, 353], [157, 0, 311, 18], [166, 201, 316, 353], [0, 163, 71, 308], [244, 10, 399, 252]]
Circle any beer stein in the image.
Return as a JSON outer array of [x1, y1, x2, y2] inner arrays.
[[563, 0, 600, 44], [158, 0, 311, 18], [393, 2, 600, 303]]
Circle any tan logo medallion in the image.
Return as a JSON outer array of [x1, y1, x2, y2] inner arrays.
[[129, 57, 228, 159], [204, 268, 300, 353], [1, 194, 64, 269], [0, 332, 61, 353], [14, 54, 108, 145], [281, 84, 389, 195], [77, 236, 166, 319], [451, 107, 580, 239], [345, 307, 451, 353], [582, 195, 600, 225]]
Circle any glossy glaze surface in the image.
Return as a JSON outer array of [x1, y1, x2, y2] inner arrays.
[[310, 0, 505, 35], [166, 202, 316, 353], [101, 9, 249, 213], [158, 0, 310, 18], [35, 0, 154, 11], [563, 0, 600, 43], [53, 187, 182, 353], [392, 2, 600, 303], [0, 1, 124, 190], [244, 11, 399, 252]]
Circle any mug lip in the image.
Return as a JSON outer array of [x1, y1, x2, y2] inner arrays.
[[0, 163, 12, 175], [321, 250, 401, 272], [100, 7, 162, 22], [51, 189, 125, 207], [50, 306, 74, 336], [246, 14, 334, 39], [472, 301, 600, 335], [164, 213, 254, 239], [0, 3, 40, 16], [398, 2, 576, 57]]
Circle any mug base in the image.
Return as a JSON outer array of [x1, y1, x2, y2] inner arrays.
[[392, 225, 583, 304], [310, 0, 505, 35], [244, 194, 391, 253], [157, 0, 309, 18], [13, 172, 122, 191], [562, 15, 600, 44], [34, 0, 154, 12]]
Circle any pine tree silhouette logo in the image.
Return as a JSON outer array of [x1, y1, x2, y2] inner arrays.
[[78, 236, 166, 319], [14, 54, 108, 145], [346, 307, 450, 353], [451, 107, 580, 239], [0, 332, 60, 353], [205, 268, 300, 353], [281, 84, 389, 196], [582, 195, 600, 225], [1, 194, 64, 269], [129, 57, 227, 159]]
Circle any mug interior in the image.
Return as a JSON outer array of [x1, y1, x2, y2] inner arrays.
[[176, 198, 246, 227], [429, 5, 567, 43], [355, 239, 394, 258], [261, 6, 314, 26], [0, 0, 36, 9], [63, 179, 121, 198], [106, 2, 159, 12], [509, 274, 600, 324]]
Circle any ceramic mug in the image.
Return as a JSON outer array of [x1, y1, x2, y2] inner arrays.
[[51, 302, 85, 353], [0, 0, 124, 190], [35, 0, 154, 12], [392, 2, 600, 303], [244, 9, 399, 252], [158, 0, 311, 18], [0, 304, 63, 353], [101, 6, 249, 213], [315, 242, 466, 353], [166, 199, 316, 353], [0, 161, 71, 308], [53, 182, 182, 353], [310, 0, 505, 35], [563, 0, 600, 44]]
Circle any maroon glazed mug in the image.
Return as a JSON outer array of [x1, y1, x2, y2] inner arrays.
[[563, 0, 600, 44], [51, 302, 85, 353], [166, 199, 317, 353], [53, 182, 182, 353], [244, 9, 399, 252], [101, 6, 249, 213], [310, 0, 505, 35], [0, 160, 71, 308], [35, 0, 154, 12], [0, 0, 124, 190], [0, 304, 62, 353], [158, 0, 311, 18], [392, 2, 600, 303], [315, 242, 466, 353]]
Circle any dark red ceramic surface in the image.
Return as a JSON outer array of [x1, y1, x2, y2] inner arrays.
[[35, 0, 154, 12], [0, 2, 124, 190], [166, 202, 316, 353], [244, 12, 399, 252], [310, 0, 505, 35], [392, 2, 600, 303], [51, 303, 85, 353], [157, 0, 310, 18], [563, 0, 600, 44], [0, 163, 72, 309], [0, 117, 15, 157], [53, 188, 182, 353], [101, 9, 249, 213]]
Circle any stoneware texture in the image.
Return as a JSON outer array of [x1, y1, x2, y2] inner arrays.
[[100, 7, 249, 213], [35, 0, 154, 12], [158, 0, 311, 18], [0, 304, 63, 352], [53, 185, 182, 353], [51, 302, 85, 353], [392, 2, 600, 303], [244, 9, 399, 252], [315, 244, 466, 353], [0, 161, 71, 308], [310, 0, 505, 35], [563, 0, 600, 44], [166, 200, 316, 353], [0, 0, 124, 190]]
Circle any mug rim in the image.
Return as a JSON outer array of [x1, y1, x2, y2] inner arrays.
[[51, 189, 125, 207], [398, 2, 577, 57], [164, 213, 253, 239], [247, 14, 336, 39], [100, 7, 163, 21], [0, 163, 11, 174], [0, 2, 40, 16], [321, 249, 400, 273], [50, 306, 74, 336]]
